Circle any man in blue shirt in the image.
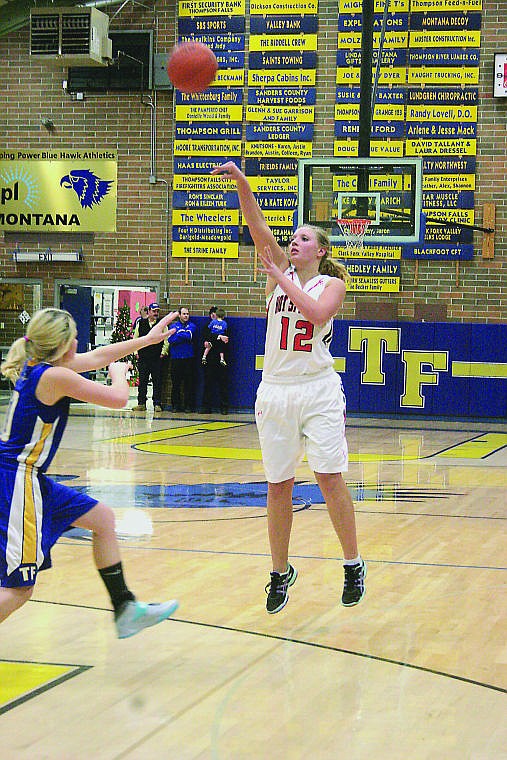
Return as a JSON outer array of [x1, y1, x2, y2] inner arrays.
[[166, 306, 197, 413]]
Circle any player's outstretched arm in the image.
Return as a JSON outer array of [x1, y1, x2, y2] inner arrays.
[[37, 361, 132, 409], [211, 162, 289, 272], [65, 312, 180, 374]]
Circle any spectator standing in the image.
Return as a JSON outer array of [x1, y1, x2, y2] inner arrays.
[[202, 307, 228, 366], [167, 306, 197, 413], [132, 302, 164, 413], [202, 306, 229, 415], [132, 306, 148, 331]]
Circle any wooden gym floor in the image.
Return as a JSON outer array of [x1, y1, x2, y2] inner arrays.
[[1, 401, 506, 759]]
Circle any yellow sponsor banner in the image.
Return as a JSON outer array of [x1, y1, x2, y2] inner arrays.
[[247, 176, 298, 192], [173, 140, 242, 156], [335, 104, 405, 120], [337, 31, 408, 48], [333, 139, 405, 157], [423, 208, 475, 224], [336, 67, 407, 85], [179, 0, 245, 16], [409, 31, 481, 47], [249, 34, 317, 51], [175, 104, 243, 121], [250, 0, 318, 12], [172, 176, 238, 192], [172, 241, 239, 258], [173, 209, 240, 225], [348, 277, 400, 292], [245, 141, 313, 157], [333, 174, 411, 191], [212, 69, 245, 87], [246, 105, 314, 123], [248, 69, 316, 86], [407, 105, 478, 122], [406, 139, 476, 156], [423, 174, 475, 190], [0, 153, 117, 232], [340, 0, 409, 10], [410, 0, 481, 10], [332, 247, 402, 259], [245, 210, 295, 225], [408, 68, 479, 85]]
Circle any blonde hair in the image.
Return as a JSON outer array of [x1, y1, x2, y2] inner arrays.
[[298, 225, 351, 283], [1, 308, 77, 384]]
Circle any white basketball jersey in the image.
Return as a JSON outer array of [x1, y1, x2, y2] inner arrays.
[[263, 268, 335, 381]]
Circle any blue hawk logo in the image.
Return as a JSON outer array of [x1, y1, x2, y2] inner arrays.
[[60, 169, 113, 209]]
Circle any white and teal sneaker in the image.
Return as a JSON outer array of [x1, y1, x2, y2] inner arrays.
[[116, 600, 179, 639]]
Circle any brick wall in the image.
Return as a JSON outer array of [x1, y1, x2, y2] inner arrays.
[[0, 1, 505, 322]]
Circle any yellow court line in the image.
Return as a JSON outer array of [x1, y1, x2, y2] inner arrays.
[[0, 662, 77, 710], [106, 421, 246, 444], [435, 433, 507, 459]]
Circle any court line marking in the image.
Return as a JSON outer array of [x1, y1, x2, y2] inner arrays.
[[0, 661, 91, 715], [26, 599, 507, 695]]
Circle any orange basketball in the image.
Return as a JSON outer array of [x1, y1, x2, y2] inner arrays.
[[167, 41, 218, 93]]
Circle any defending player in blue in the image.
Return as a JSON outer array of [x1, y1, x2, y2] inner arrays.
[[0, 307, 180, 638], [212, 162, 366, 614]]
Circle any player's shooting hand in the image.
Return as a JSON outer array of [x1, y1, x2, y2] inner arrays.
[[259, 245, 284, 281], [210, 161, 242, 179], [108, 361, 130, 381], [147, 312, 179, 343]]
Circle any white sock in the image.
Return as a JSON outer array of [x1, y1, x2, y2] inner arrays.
[[343, 555, 361, 566]]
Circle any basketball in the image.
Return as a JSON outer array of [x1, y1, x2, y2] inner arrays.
[[166, 41, 218, 93]]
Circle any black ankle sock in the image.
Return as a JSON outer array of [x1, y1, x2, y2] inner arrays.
[[98, 562, 135, 615]]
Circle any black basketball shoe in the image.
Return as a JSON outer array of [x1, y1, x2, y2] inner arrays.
[[265, 563, 298, 614], [341, 559, 367, 606]]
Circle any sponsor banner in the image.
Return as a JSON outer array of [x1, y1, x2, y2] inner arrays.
[[335, 122, 405, 138], [423, 173, 475, 190], [245, 158, 298, 175], [334, 140, 405, 157], [422, 208, 475, 224], [248, 69, 316, 86], [410, 11, 481, 30], [174, 156, 241, 174], [175, 104, 243, 121], [407, 105, 477, 121], [174, 123, 242, 140], [250, 0, 318, 13], [0, 153, 117, 232], [175, 88, 243, 105], [250, 15, 318, 33], [408, 68, 479, 85], [346, 277, 401, 292], [172, 225, 239, 242], [335, 103, 405, 119], [409, 30, 481, 47], [403, 244, 474, 260], [249, 33, 317, 51], [214, 50, 245, 68], [339, 0, 409, 11], [332, 246, 402, 259], [249, 51, 318, 69], [337, 67, 407, 85], [212, 69, 245, 87], [337, 12, 409, 31], [423, 156, 476, 172], [337, 31, 408, 48], [178, 16, 245, 34], [172, 191, 240, 209], [173, 140, 242, 155], [172, 175, 237, 191], [337, 259, 401, 276], [178, 33, 245, 52], [246, 123, 314, 140], [423, 225, 473, 243], [422, 190, 474, 209], [408, 49, 480, 66], [248, 87, 316, 105], [409, 0, 482, 10], [172, 209, 240, 225], [244, 209, 296, 225], [245, 104, 314, 123], [255, 192, 298, 209], [336, 49, 407, 67], [178, 0, 246, 16], [244, 225, 293, 245], [247, 175, 298, 192], [406, 122, 477, 138], [245, 141, 313, 157], [172, 241, 239, 258], [336, 86, 406, 103], [405, 139, 476, 155], [407, 87, 478, 105], [333, 174, 412, 192]]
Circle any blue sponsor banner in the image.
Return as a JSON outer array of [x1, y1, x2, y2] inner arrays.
[[407, 122, 477, 138], [246, 123, 314, 140], [215, 50, 245, 68], [245, 158, 298, 175], [256, 193, 298, 210], [249, 51, 318, 69], [173, 225, 239, 242], [250, 15, 318, 34], [407, 87, 478, 105], [403, 244, 474, 260], [175, 123, 242, 140], [335, 121, 405, 138], [178, 34, 245, 52], [337, 12, 408, 31], [409, 49, 480, 66], [423, 156, 476, 173], [172, 191, 240, 209], [174, 157, 241, 174], [422, 190, 475, 209], [336, 49, 407, 67], [244, 225, 294, 246], [336, 86, 406, 103], [175, 88, 243, 105], [410, 12, 481, 31], [346, 259, 401, 276], [424, 225, 473, 244], [248, 87, 316, 106], [178, 17, 245, 35]]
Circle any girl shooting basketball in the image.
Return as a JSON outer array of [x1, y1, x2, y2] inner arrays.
[[0, 307, 180, 638], [212, 161, 366, 614]]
